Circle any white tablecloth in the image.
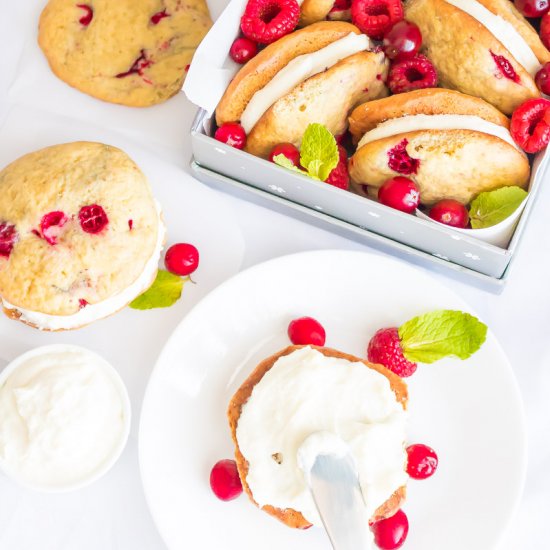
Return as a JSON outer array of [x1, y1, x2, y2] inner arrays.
[[1, 1, 549, 549]]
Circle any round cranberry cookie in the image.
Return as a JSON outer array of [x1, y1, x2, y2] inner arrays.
[[0, 142, 165, 330], [38, 0, 211, 107]]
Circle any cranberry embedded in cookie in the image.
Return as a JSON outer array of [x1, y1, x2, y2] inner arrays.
[[490, 51, 520, 83], [0, 223, 17, 258], [387, 139, 420, 175], [76, 4, 93, 26], [78, 204, 109, 234], [150, 9, 170, 25], [116, 50, 152, 82], [40, 211, 68, 245]]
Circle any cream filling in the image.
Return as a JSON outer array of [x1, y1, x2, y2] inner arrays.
[[2, 203, 165, 330], [357, 113, 521, 151], [236, 346, 408, 526], [445, 0, 540, 76], [240, 33, 371, 133]]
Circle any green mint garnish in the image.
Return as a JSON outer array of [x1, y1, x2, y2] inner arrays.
[[469, 187, 528, 229], [398, 310, 487, 364], [129, 270, 184, 310]]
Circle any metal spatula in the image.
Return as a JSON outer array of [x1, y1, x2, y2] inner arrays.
[[302, 442, 372, 550]]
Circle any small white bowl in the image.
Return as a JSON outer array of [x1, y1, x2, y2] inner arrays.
[[0, 344, 131, 492]]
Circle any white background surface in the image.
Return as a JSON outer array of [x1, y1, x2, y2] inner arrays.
[[0, 1, 549, 549]]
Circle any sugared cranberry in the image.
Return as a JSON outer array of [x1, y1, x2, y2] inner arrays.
[[371, 510, 409, 550], [388, 54, 437, 94], [406, 444, 438, 479], [165, 243, 199, 276], [536, 63, 550, 95], [240, 0, 300, 44], [40, 211, 68, 245], [514, 0, 549, 18], [351, 0, 404, 40], [383, 20, 422, 61], [151, 9, 170, 24], [0, 223, 17, 258], [78, 205, 109, 234], [541, 13, 550, 50], [230, 37, 258, 64], [378, 177, 420, 213], [387, 139, 420, 175], [77, 4, 93, 26], [511, 98, 550, 153], [269, 142, 301, 166], [428, 199, 469, 228], [214, 122, 247, 149], [490, 51, 520, 83], [210, 459, 243, 501], [288, 316, 326, 346]]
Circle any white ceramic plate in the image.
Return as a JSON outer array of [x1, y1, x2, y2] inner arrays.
[[139, 250, 526, 550]]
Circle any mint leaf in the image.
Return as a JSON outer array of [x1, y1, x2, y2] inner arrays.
[[398, 310, 487, 364], [469, 187, 527, 229], [129, 270, 184, 310], [299, 123, 339, 182], [273, 154, 308, 176]]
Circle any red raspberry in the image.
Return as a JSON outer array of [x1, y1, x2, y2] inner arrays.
[[230, 37, 258, 64], [325, 145, 349, 190], [40, 211, 68, 245], [510, 98, 550, 153], [215, 122, 247, 149], [240, 0, 300, 44], [77, 4, 93, 26], [387, 139, 420, 175], [0, 223, 17, 258], [367, 327, 418, 377], [388, 54, 437, 94], [351, 0, 403, 40], [541, 13, 550, 50], [79, 205, 109, 234]]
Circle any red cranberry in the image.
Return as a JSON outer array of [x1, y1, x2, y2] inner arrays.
[[288, 316, 326, 346], [0, 223, 17, 258], [490, 51, 520, 83], [371, 509, 409, 550], [230, 37, 258, 64], [165, 243, 199, 276], [151, 9, 170, 24], [536, 62, 550, 94], [541, 13, 550, 50], [214, 122, 247, 149], [78, 204, 109, 234], [383, 20, 422, 61], [406, 443, 438, 479], [77, 4, 93, 26], [378, 177, 420, 214], [40, 211, 68, 245], [210, 459, 243, 501], [79, 299, 88, 309], [428, 199, 469, 228], [269, 143, 301, 166], [514, 0, 549, 17]]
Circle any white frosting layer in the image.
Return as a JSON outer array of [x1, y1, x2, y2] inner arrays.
[[445, 0, 540, 76], [240, 33, 371, 133], [357, 113, 521, 151], [236, 347, 408, 525], [2, 203, 165, 330], [0, 346, 127, 489]]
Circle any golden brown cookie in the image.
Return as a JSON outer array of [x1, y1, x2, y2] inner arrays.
[[38, 0, 211, 107]]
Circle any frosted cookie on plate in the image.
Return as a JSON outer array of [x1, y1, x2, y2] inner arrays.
[[228, 345, 408, 529], [216, 21, 389, 158], [404, 0, 550, 114], [0, 142, 165, 330], [348, 88, 530, 205], [38, 0, 212, 107]]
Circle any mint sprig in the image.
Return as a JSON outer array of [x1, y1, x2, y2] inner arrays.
[[469, 187, 527, 229], [398, 310, 487, 364], [129, 270, 184, 310], [273, 123, 339, 182]]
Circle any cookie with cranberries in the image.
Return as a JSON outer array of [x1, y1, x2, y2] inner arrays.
[[38, 0, 212, 106], [0, 142, 164, 330]]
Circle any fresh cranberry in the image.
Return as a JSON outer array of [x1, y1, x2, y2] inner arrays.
[[40, 211, 68, 245], [536, 63, 550, 95], [511, 98, 550, 152], [383, 20, 422, 61], [514, 0, 549, 17], [541, 13, 550, 50], [165, 243, 199, 276], [288, 316, 326, 346], [77, 4, 93, 26], [378, 177, 420, 213], [151, 9, 170, 24], [490, 51, 520, 83], [269, 142, 301, 166], [371, 510, 409, 550], [428, 199, 469, 228], [0, 223, 17, 258], [406, 444, 438, 479], [387, 139, 420, 175], [210, 459, 243, 501], [78, 204, 109, 234], [116, 50, 152, 79], [230, 37, 258, 64], [214, 122, 247, 149]]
